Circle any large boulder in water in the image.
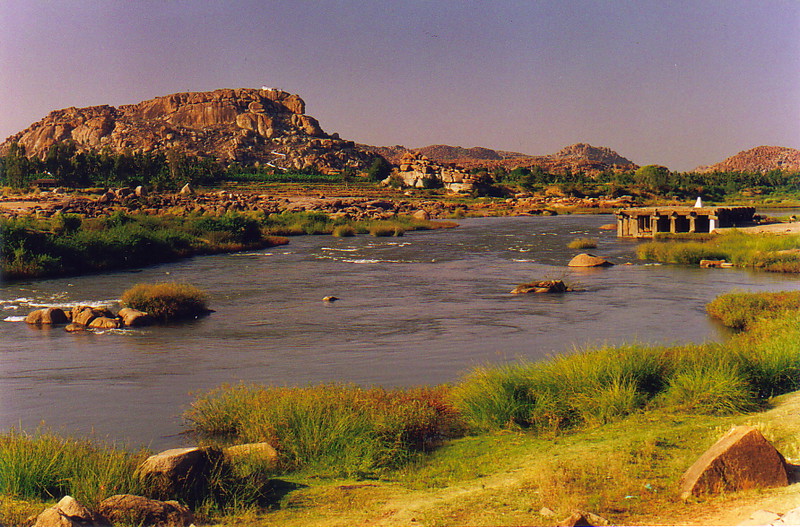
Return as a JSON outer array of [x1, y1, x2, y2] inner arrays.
[[568, 253, 613, 267], [25, 307, 69, 325], [118, 307, 154, 327], [679, 426, 789, 499]]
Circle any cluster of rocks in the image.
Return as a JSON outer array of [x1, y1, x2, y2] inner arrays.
[[510, 279, 573, 294], [0, 88, 376, 173], [25, 305, 152, 331], [29, 444, 277, 527], [388, 151, 493, 193]]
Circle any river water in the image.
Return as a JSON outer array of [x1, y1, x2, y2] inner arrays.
[[2, 214, 798, 448]]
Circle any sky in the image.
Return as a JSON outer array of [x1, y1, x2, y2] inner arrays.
[[1, 0, 798, 171]]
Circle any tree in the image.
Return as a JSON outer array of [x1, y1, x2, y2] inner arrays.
[[366, 157, 392, 182], [2, 143, 33, 188], [634, 165, 671, 192]]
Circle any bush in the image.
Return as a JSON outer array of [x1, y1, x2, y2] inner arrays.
[[332, 225, 356, 237], [567, 237, 598, 250], [121, 282, 209, 321], [706, 290, 800, 329]]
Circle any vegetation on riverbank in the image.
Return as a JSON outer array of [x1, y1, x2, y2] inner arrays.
[[637, 230, 800, 272], [0, 211, 453, 280], [2, 291, 800, 526]]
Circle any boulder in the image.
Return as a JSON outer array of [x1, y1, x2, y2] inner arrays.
[[568, 253, 613, 267], [97, 494, 194, 527], [679, 426, 789, 500], [412, 209, 431, 220], [558, 510, 610, 526], [179, 184, 193, 195], [25, 307, 69, 325], [64, 323, 87, 333], [511, 279, 572, 294], [32, 496, 109, 527], [118, 307, 154, 327], [137, 446, 221, 503], [88, 316, 121, 329], [223, 442, 279, 470]]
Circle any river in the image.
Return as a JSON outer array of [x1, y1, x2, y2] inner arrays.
[[1, 214, 798, 448]]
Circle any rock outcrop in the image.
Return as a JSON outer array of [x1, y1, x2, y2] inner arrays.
[[568, 253, 613, 267], [510, 279, 573, 294], [1, 88, 376, 173], [137, 446, 221, 503], [389, 151, 491, 193], [696, 146, 800, 173], [678, 426, 789, 499]]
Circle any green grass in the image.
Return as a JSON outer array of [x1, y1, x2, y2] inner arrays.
[[186, 385, 462, 477], [567, 237, 598, 249], [0, 430, 146, 507], [638, 231, 800, 272], [120, 282, 209, 321], [706, 290, 800, 329]]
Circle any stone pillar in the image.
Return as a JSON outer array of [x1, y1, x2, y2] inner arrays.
[[689, 213, 697, 233]]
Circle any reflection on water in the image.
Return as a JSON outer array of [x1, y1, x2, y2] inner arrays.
[[1, 214, 797, 448]]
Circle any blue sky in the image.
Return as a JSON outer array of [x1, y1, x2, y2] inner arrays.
[[1, 0, 798, 170]]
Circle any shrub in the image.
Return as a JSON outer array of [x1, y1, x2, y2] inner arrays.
[[567, 237, 598, 250], [332, 225, 356, 237], [121, 282, 209, 321], [706, 290, 800, 329]]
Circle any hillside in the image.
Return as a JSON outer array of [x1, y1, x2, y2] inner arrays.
[[358, 142, 637, 174], [696, 145, 800, 173], [0, 88, 376, 173]]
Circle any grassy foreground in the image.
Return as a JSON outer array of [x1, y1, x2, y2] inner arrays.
[[2, 292, 800, 526]]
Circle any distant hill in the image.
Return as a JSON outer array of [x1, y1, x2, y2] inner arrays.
[[0, 88, 376, 173], [358, 142, 636, 174], [696, 146, 800, 173]]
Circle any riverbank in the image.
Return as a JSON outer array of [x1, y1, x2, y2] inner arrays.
[[3, 291, 800, 526]]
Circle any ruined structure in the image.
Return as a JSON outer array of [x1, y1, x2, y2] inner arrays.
[[615, 206, 755, 238]]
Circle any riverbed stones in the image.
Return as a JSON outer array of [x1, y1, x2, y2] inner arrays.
[[118, 307, 154, 327], [25, 307, 69, 325], [32, 496, 109, 527], [678, 426, 789, 500], [137, 446, 221, 503], [568, 253, 613, 267], [88, 316, 121, 329], [97, 494, 194, 527], [510, 279, 572, 294]]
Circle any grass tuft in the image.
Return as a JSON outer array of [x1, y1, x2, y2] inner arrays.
[[120, 282, 208, 321], [567, 237, 598, 250]]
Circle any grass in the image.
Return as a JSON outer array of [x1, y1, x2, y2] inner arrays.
[[706, 290, 800, 329], [567, 237, 598, 249], [186, 385, 462, 478], [0, 211, 456, 280], [120, 282, 209, 321], [638, 231, 800, 272]]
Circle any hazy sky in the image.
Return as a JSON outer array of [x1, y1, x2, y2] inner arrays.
[[1, 1, 798, 171]]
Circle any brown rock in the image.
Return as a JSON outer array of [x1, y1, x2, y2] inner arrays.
[[64, 323, 86, 333], [97, 494, 194, 527], [88, 316, 121, 329], [33, 496, 109, 527], [118, 307, 154, 327], [137, 446, 221, 503], [558, 510, 610, 526], [568, 253, 613, 267], [223, 442, 279, 470], [678, 426, 789, 500], [25, 307, 69, 325], [511, 279, 572, 294]]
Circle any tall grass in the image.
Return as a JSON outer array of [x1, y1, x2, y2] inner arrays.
[[638, 231, 800, 272], [706, 290, 800, 329], [0, 430, 145, 506], [567, 237, 598, 250], [186, 385, 462, 476]]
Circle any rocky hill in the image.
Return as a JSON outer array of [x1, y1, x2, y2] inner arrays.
[[0, 88, 376, 172], [358, 142, 635, 174], [696, 146, 800, 173]]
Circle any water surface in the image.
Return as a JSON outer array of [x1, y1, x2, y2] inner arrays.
[[2, 214, 797, 448]]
